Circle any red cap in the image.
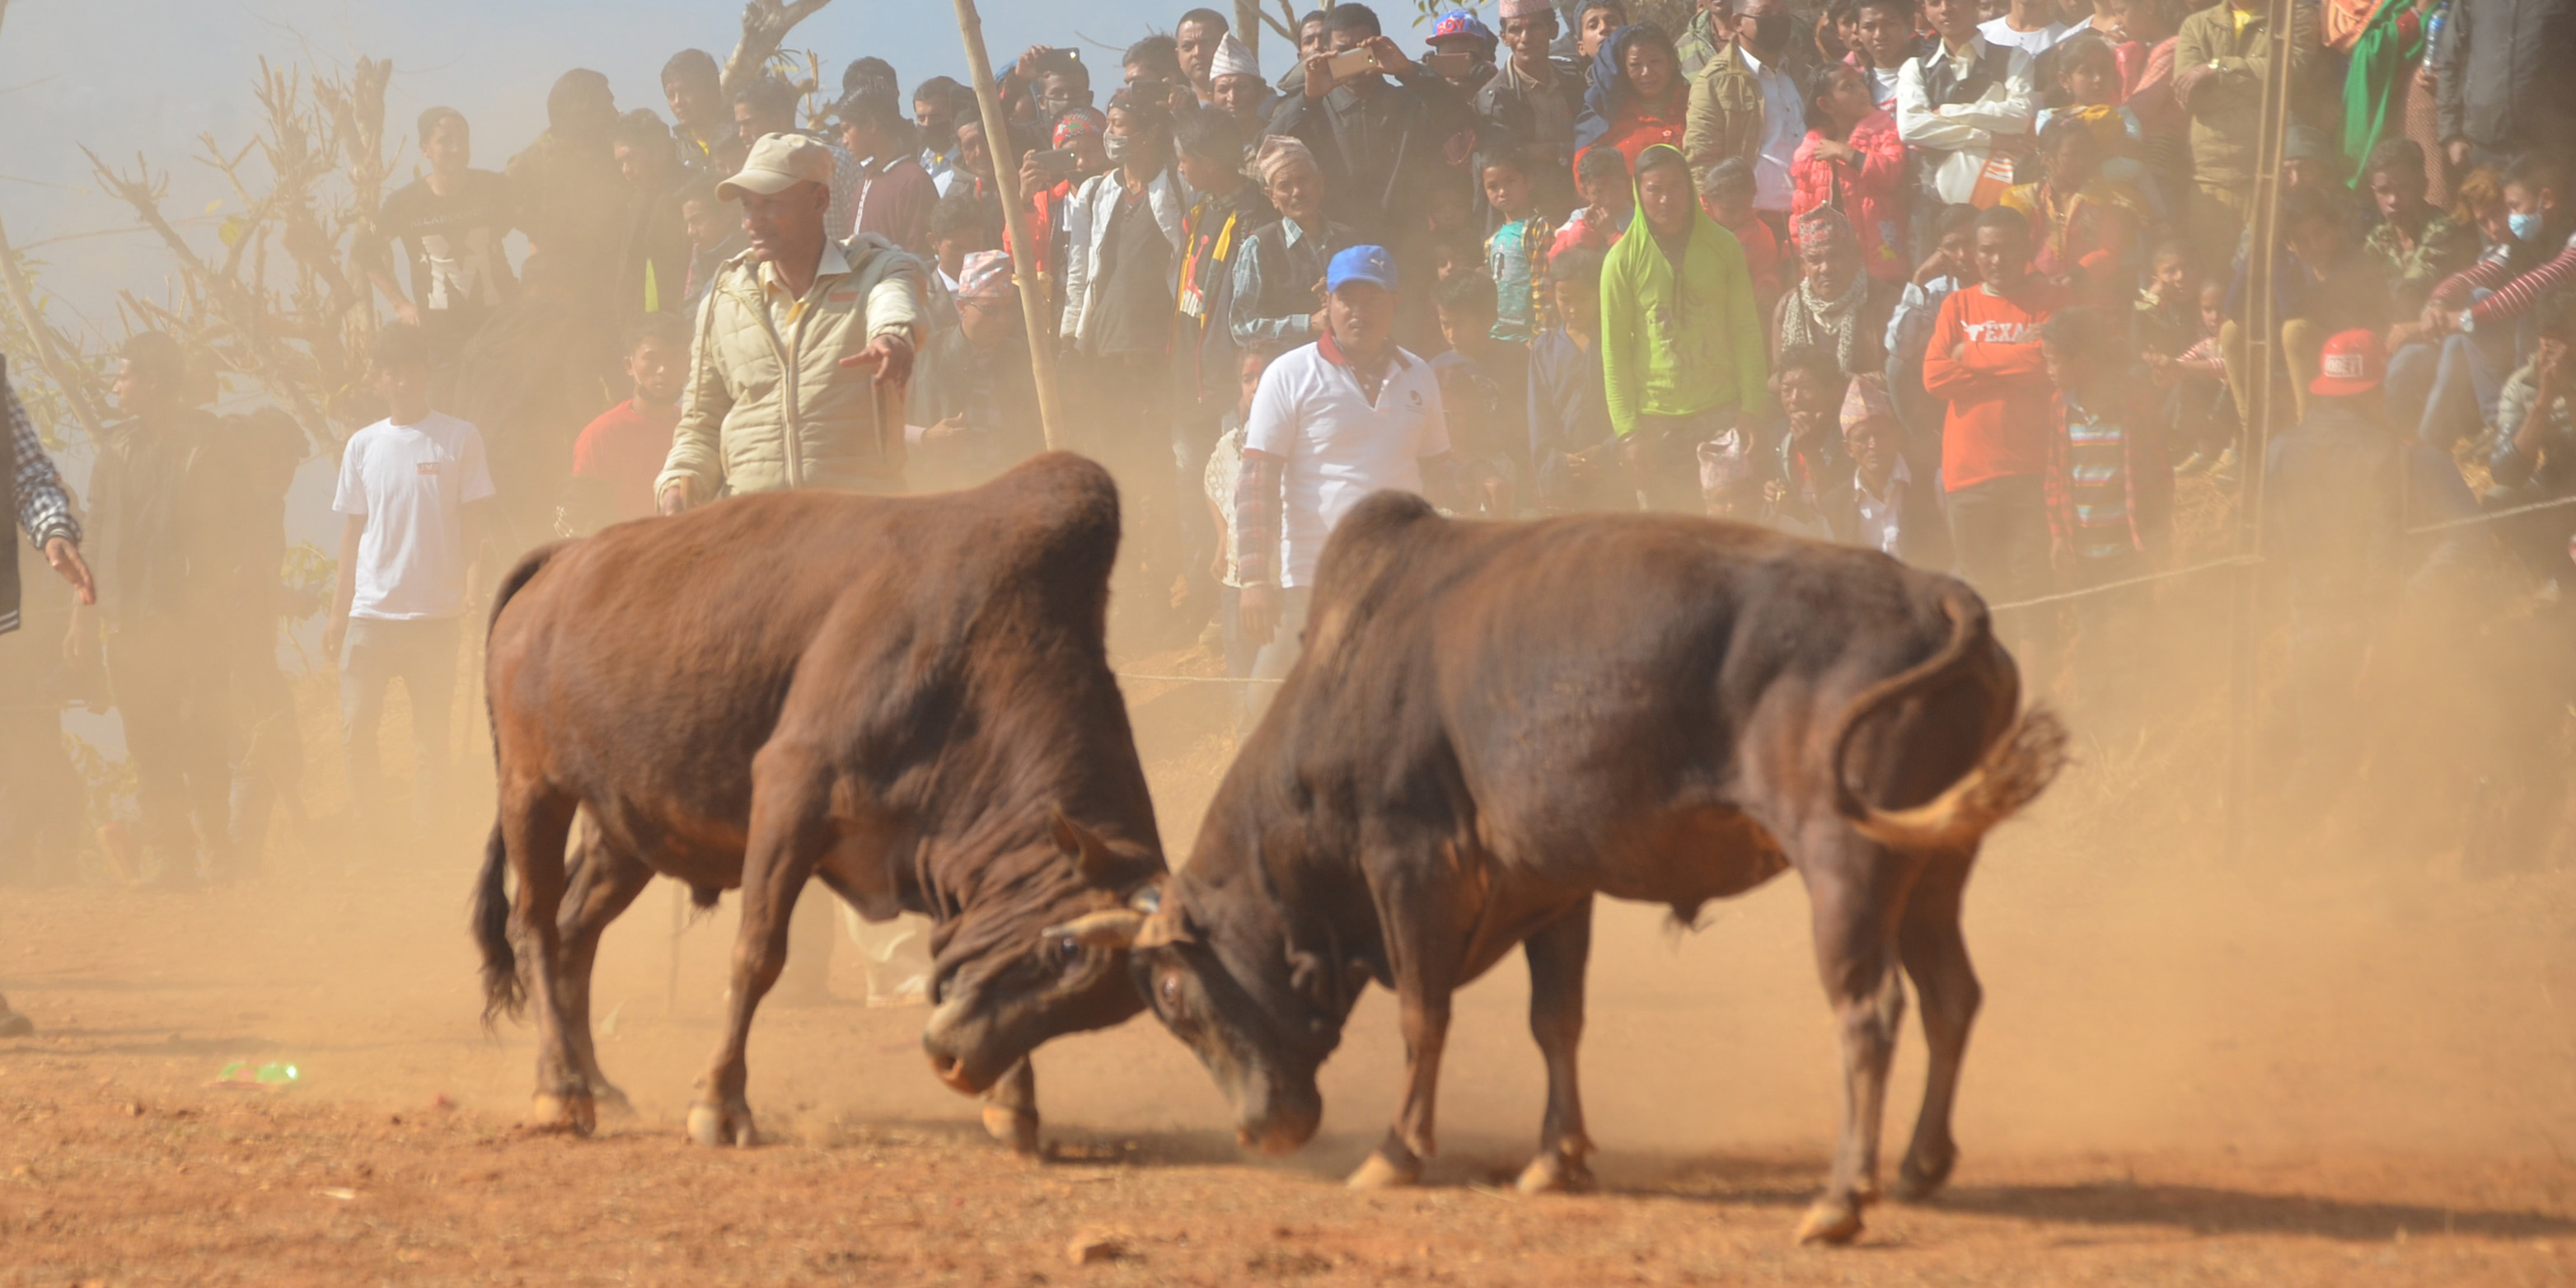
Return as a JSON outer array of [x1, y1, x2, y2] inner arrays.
[[2311, 328, 2386, 397]]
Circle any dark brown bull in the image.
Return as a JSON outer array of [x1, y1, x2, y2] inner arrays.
[[1060, 494, 2063, 1244], [473, 453, 1164, 1148]]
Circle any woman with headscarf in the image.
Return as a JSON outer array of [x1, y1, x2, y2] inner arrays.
[[1572, 25, 1691, 173], [1229, 137, 1360, 348]]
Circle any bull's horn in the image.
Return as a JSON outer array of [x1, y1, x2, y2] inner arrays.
[[1042, 910, 1146, 948]]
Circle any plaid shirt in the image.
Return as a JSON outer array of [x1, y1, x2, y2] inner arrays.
[[6, 372, 80, 550]]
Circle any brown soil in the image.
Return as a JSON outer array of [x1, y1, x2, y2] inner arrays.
[[5, 643, 2576, 1286]]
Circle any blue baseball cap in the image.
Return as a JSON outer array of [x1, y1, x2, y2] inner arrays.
[[1326, 245, 1398, 293]]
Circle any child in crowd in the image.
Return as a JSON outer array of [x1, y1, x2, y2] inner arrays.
[[1481, 146, 1554, 343], [1432, 269, 1528, 513], [1790, 62, 1909, 283], [1841, 376, 1953, 565], [1529, 245, 1623, 512], [1885, 202, 1982, 461], [1764, 344, 1856, 539], [925, 190, 1000, 296], [1847, 0, 1923, 109], [1205, 344, 1267, 677], [1998, 117, 2141, 307], [564, 314, 689, 532], [2035, 32, 2157, 218], [2041, 304, 2170, 728], [1555, 145, 1634, 257], [1700, 158, 1783, 314]]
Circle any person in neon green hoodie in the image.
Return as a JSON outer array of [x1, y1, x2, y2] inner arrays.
[[1600, 143, 1771, 511]]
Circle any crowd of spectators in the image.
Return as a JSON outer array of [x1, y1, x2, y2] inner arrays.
[[7, 0, 2576, 900]]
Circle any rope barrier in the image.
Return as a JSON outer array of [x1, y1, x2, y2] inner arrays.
[[1985, 554, 2261, 614], [2400, 490, 2576, 536]]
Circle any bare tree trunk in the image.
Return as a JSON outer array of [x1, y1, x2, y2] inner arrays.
[[722, 0, 839, 100]]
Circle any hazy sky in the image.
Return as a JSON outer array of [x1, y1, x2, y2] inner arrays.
[[0, 0, 1379, 317]]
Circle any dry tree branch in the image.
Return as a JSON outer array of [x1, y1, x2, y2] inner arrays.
[[0, 209, 110, 441], [723, 0, 837, 98]]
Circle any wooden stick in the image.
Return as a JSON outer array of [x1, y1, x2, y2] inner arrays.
[[953, 0, 1069, 450]]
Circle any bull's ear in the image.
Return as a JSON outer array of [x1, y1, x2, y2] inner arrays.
[[1050, 806, 1120, 885], [1041, 909, 1145, 948]]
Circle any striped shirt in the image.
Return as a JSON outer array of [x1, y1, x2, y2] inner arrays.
[[7, 373, 80, 550], [2061, 401, 2130, 560], [2429, 233, 2576, 329]]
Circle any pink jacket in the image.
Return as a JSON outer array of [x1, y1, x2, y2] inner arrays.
[[1789, 109, 1907, 283]]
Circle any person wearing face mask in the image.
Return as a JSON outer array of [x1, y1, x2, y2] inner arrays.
[[1685, 0, 1808, 240], [2386, 154, 2576, 447]]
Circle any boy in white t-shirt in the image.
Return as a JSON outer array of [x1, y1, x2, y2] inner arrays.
[[323, 323, 495, 836], [1229, 246, 1456, 724]]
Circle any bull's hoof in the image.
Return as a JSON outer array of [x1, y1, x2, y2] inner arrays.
[[526, 1093, 596, 1136], [1794, 1197, 1865, 1246], [685, 1098, 757, 1147], [1514, 1150, 1595, 1195], [982, 1105, 1041, 1157], [1346, 1150, 1421, 1189], [1892, 1150, 1955, 1201]]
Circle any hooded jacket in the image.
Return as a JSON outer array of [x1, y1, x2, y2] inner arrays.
[[656, 232, 928, 500], [1598, 146, 1772, 435]]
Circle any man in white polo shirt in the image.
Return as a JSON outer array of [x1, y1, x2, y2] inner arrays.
[[1231, 244, 1455, 723], [323, 322, 495, 842]]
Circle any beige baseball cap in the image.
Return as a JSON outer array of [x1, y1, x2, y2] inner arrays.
[[717, 133, 836, 202]]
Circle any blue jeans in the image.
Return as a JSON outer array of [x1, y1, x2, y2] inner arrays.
[[2385, 308, 2518, 448], [340, 616, 458, 833]]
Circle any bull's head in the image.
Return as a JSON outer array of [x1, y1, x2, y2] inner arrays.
[[1053, 874, 1368, 1157], [917, 809, 1159, 1095]]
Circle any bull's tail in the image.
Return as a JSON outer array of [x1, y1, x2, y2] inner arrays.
[[471, 542, 565, 1027], [1826, 587, 2069, 852], [473, 817, 524, 1026]]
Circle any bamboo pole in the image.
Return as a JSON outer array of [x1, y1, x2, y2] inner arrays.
[[2225, 0, 2297, 862], [953, 0, 1069, 450]]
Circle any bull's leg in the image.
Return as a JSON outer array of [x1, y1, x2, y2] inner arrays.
[[1892, 855, 1979, 1201], [687, 748, 835, 1148], [502, 780, 589, 1135], [1794, 833, 1918, 1245], [1348, 855, 1466, 1190], [553, 818, 655, 1118], [981, 1057, 1041, 1157], [1515, 897, 1595, 1195]]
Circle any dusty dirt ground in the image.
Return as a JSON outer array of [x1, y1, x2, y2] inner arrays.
[[7, 630, 2576, 1286]]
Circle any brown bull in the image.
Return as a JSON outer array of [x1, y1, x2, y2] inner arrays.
[[473, 453, 1164, 1148], [1062, 494, 2063, 1244]]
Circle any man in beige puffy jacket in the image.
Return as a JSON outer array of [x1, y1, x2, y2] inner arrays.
[[652, 133, 930, 1004], [656, 132, 927, 513]]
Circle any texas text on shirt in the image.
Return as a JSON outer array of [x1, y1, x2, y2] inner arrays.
[[330, 410, 495, 620], [1243, 332, 1453, 588]]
